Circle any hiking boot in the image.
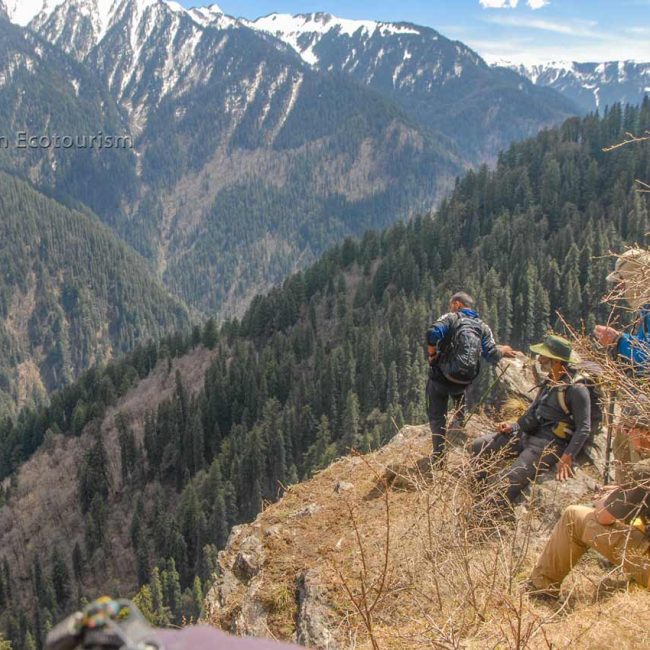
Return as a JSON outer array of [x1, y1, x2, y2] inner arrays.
[[519, 579, 560, 603]]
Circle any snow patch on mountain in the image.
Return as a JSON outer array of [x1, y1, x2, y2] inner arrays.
[[1, 0, 65, 26], [498, 59, 650, 111], [246, 12, 420, 66], [187, 3, 236, 28]]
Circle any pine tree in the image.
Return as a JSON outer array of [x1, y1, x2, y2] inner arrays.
[[190, 576, 203, 620], [561, 244, 583, 328], [149, 567, 170, 626], [116, 413, 137, 483], [162, 559, 182, 623], [50, 547, 70, 605], [202, 319, 218, 350], [340, 390, 361, 452]]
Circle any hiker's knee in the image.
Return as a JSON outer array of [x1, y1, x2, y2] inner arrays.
[[471, 434, 494, 457]]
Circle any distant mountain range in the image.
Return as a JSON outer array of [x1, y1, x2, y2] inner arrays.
[[500, 60, 650, 113], [244, 12, 579, 162], [0, 1, 581, 318], [0, 1, 646, 407]]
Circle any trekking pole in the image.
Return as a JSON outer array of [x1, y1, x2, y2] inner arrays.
[[462, 363, 512, 429], [603, 389, 617, 486]]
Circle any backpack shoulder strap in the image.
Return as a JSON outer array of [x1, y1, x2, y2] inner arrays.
[[556, 372, 589, 417], [557, 386, 571, 416]]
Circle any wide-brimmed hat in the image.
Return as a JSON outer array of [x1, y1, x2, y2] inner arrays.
[[529, 335, 580, 363]]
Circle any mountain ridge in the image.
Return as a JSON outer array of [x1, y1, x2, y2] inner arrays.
[[244, 10, 579, 163], [500, 59, 650, 112], [0, 169, 190, 415]]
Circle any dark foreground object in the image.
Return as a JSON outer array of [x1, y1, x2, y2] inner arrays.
[[46, 598, 301, 650]]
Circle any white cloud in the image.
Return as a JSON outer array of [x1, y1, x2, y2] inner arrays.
[[479, 0, 550, 10], [486, 14, 600, 37], [479, 0, 519, 8]]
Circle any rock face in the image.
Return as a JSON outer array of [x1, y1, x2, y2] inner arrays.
[[296, 571, 339, 650], [204, 359, 611, 649]]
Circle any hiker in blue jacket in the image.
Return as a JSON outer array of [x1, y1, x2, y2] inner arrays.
[[426, 291, 515, 462], [595, 249, 650, 374], [595, 249, 650, 481]]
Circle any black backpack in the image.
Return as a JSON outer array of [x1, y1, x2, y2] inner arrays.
[[556, 365, 606, 437], [440, 314, 483, 384]]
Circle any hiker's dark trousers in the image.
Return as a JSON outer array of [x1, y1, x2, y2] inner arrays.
[[427, 377, 466, 460], [470, 431, 566, 506]]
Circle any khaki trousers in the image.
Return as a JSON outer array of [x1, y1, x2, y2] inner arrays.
[[531, 505, 650, 594]]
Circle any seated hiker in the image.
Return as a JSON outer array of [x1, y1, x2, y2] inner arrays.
[[526, 459, 650, 599], [426, 291, 515, 462], [471, 335, 592, 509]]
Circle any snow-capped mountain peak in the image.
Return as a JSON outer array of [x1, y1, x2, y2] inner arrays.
[[187, 3, 237, 29], [0, 0, 66, 26], [499, 59, 650, 111], [245, 12, 421, 66]]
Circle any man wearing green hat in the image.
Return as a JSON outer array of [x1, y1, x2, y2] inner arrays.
[[471, 334, 592, 509]]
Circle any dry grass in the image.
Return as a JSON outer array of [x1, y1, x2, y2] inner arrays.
[[207, 417, 649, 649]]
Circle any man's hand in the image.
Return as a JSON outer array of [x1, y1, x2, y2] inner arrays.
[[593, 484, 619, 525], [496, 422, 514, 435], [498, 345, 517, 359], [427, 344, 439, 365], [556, 453, 574, 481], [594, 325, 620, 347]]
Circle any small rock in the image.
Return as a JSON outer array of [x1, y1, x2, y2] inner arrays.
[[232, 534, 264, 581], [264, 524, 282, 539], [294, 503, 322, 518], [234, 552, 260, 581], [334, 481, 354, 494]]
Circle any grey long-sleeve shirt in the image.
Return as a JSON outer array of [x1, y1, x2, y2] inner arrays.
[[516, 376, 592, 459]]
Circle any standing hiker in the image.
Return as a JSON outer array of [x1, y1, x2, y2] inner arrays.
[[471, 335, 595, 511], [594, 249, 650, 482], [426, 291, 515, 462]]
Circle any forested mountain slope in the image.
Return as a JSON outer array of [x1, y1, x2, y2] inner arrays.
[[3, 0, 462, 316], [246, 12, 579, 163], [0, 171, 189, 416], [0, 105, 648, 648], [0, 17, 137, 223], [0, 1, 581, 318]]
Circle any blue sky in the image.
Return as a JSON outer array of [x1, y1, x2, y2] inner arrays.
[[177, 0, 650, 63]]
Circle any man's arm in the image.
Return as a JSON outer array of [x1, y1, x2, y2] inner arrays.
[[598, 484, 650, 526], [426, 313, 455, 347], [616, 331, 650, 369], [480, 323, 502, 364], [595, 313, 650, 370], [515, 399, 540, 434], [563, 384, 591, 459]]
